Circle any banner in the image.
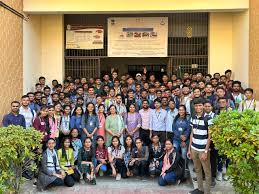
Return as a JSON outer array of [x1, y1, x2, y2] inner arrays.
[[108, 17, 168, 57], [66, 25, 104, 50]]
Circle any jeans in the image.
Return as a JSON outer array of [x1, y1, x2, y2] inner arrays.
[[158, 172, 177, 186], [64, 169, 80, 187], [149, 160, 163, 176], [114, 159, 127, 178], [132, 160, 148, 177], [173, 139, 188, 160], [139, 128, 151, 146], [217, 155, 230, 172], [50, 177, 64, 187]]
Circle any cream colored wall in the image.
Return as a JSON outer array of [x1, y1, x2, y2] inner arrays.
[[209, 12, 249, 87], [23, 0, 249, 13], [23, 15, 42, 93], [23, 14, 64, 93], [232, 11, 249, 88], [209, 13, 233, 75]]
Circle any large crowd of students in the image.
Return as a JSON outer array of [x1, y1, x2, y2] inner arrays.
[[2, 69, 258, 194]]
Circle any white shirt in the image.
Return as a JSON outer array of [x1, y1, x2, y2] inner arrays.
[[19, 106, 36, 128]]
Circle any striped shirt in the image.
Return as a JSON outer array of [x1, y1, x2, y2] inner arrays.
[[190, 114, 213, 151]]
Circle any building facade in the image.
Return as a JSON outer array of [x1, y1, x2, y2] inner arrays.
[[1, 0, 259, 121]]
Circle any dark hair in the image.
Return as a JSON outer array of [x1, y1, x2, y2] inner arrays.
[[72, 105, 84, 116], [96, 135, 105, 148], [244, 88, 254, 94], [225, 69, 232, 74], [124, 135, 134, 151], [11, 101, 20, 105], [216, 86, 225, 92], [84, 102, 96, 122], [27, 92, 34, 96], [108, 105, 117, 115], [21, 95, 29, 99], [232, 80, 241, 87], [218, 97, 227, 101], [110, 136, 121, 148], [39, 76, 45, 80], [142, 99, 149, 104], [193, 97, 204, 105], [61, 137, 72, 161], [154, 98, 161, 104], [173, 105, 187, 124], [69, 128, 79, 138], [204, 100, 213, 106], [47, 138, 56, 143], [43, 86, 51, 91], [165, 139, 173, 145]]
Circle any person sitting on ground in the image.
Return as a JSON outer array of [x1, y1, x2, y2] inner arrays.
[[95, 136, 108, 176]]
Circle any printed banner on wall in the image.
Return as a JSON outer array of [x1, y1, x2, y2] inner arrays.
[[66, 25, 104, 50], [108, 17, 168, 57]]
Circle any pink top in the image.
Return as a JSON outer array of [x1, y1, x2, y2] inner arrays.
[[49, 117, 59, 139], [97, 113, 106, 139]]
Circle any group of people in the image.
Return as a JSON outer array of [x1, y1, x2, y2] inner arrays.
[[2, 69, 258, 194]]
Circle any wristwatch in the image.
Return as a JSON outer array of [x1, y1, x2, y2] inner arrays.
[[204, 149, 208, 154]]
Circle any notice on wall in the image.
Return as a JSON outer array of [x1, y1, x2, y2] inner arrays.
[[66, 25, 104, 50], [108, 17, 168, 57]]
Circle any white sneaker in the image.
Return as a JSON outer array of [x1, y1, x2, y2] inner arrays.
[[223, 174, 229, 181], [216, 171, 222, 181], [222, 165, 227, 174], [116, 173, 121, 181]]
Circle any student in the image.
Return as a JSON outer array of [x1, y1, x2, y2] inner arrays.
[[70, 128, 82, 162], [70, 106, 84, 140], [57, 138, 80, 187], [77, 137, 96, 185], [129, 138, 149, 178], [105, 105, 125, 145], [37, 138, 66, 191], [149, 134, 164, 177], [231, 81, 244, 110], [97, 104, 106, 139], [19, 95, 36, 128], [115, 94, 127, 119], [124, 135, 134, 177], [92, 136, 107, 177], [47, 106, 59, 147], [108, 136, 127, 180], [187, 98, 213, 194], [33, 106, 49, 150], [149, 99, 168, 143], [158, 139, 182, 186], [139, 99, 153, 146], [173, 105, 190, 162], [166, 99, 178, 140], [81, 102, 99, 144], [238, 88, 258, 112], [125, 104, 141, 140], [2, 101, 25, 128], [59, 105, 71, 141]]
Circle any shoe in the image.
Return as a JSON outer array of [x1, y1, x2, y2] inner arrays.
[[216, 172, 222, 181], [192, 177, 205, 182], [211, 177, 216, 188], [116, 173, 121, 181], [188, 188, 204, 194], [91, 178, 96, 185], [99, 171, 104, 177], [223, 174, 229, 181], [22, 171, 33, 180]]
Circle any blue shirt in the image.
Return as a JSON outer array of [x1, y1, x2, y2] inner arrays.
[[173, 117, 191, 141], [2, 113, 26, 128], [70, 115, 82, 133], [166, 108, 178, 132], [149, 108, 167, 132], [81, 114, 99, 134]]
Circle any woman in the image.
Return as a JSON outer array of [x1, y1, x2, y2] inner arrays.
[[37, 138, 66, 191], [47, 106, 59, 147], [149, 134, 164, 177], [158, 139, 182, 186], [105, 105, 125, 145], [124, 135, 134, 177], [54, 103, 62, 132], [95, 136, 108, 176], [125, 104, 141, 140], [70, 106, 83, 139], [77, 137, 96, 185], [33, 106, 49, 150], [129, 138, 149, 178], [81, 102, 99, 144], [172, 105, 190, 161], [59, 105, 71, 142], [108, 136, 127, 180], [97, 104, 106, 139], [57, 138, 80, 187], [70, 128, 82, 162]]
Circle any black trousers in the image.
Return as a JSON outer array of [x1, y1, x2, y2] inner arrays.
[[50, 178, 64, 187], [114, 159, 127, 178], [64, 169, 80, 187], [132, 160, 148, 177], [139, 128, 151, 146], [210, 142, 218, 178]]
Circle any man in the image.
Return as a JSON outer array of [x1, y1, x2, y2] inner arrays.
[[115, 94, 127, 119], [203, 83, 216, 105], [94, 77, 103, 95], [238, 88, 258, 112], [139, 99, 153, 146], [38, 76, 46, 91], [43, 86, 52, 105], [85, 86, 97, 105], [231, 81, 244, 110], [127, 76, 136, 92], [126, 89, 138, 112], [188, 98, 212, 194], [19, 95, 36, 128], [225, 69, 232, 81], [2, 101, 26, 128], [214, 87, 235, 113], [180, 85, 191, 115], [172, 86, 181, 109], [27, 92, 40, 113], [149, 99, 167, 143], [161, 96, 169, 111], [166, 99, 178, 140]]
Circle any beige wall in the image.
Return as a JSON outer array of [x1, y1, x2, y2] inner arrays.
[[0, 0, 23, 122], [23, 14, 64, 93], [23, 0, 249, 13], [209, 12, 249, 87]]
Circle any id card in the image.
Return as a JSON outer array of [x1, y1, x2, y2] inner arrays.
[[178, 127, 183, 132]]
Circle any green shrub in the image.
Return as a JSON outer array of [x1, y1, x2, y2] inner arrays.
[[0, 125, 42, 194], [210, 110, 259, 194]]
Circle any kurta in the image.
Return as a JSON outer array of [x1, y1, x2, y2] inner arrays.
[[105, 114, 125, 145], [125, 112, 141, 140], [97, 113, 106, 139]]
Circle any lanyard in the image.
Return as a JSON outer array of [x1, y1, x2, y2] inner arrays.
[[245, 99, 254, 109], [155, 111, 161, 120]]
